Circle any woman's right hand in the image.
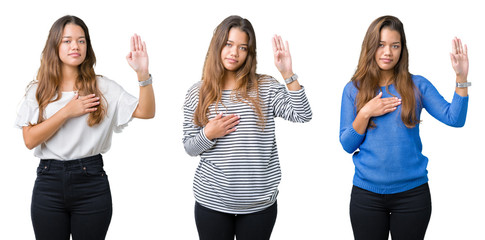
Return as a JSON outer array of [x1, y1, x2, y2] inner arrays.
[[204, 113, 240, 140], [61, 93, 100, 119], [360, 92, 401, 118], [352, 92, 401, 134]]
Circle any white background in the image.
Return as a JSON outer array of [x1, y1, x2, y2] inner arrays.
[[1, 0, 483, 239]]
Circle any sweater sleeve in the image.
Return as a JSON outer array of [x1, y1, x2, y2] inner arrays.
[[182, 83, 216, 157], [270, 79, 312, 123], [419, 76, 469, 127], [339, 82, 366, 154]]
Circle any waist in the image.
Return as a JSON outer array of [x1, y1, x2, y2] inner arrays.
[[40, 154, 103, 171]]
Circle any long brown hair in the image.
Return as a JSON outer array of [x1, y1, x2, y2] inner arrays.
[[352, 15, 420, 128], [193, 15, 263, 127], [35, 15, 105, 126]]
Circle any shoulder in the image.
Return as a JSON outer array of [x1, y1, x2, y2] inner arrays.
[[343, 80, 358, 97], [23, 81, 39, 101], [97, 75, 124, 91], [184, 81, 202, 108], [411, 74, 434, 93], [257, 74, 281, 91], [411, 74, 431, 85], [186, 81, 202, 97]]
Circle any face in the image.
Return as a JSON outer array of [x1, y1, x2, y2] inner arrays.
[[375, 27, 401, 72], [220, 27, 249, 72], [58, 23, 87, 68]]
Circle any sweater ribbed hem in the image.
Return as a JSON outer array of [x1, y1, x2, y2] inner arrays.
[[353, 176, 429, 194]]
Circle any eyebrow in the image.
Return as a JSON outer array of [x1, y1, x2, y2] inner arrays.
[[227, 40, 248, 46], [380, 41, 400, 44], [62, 36, 86, 38]]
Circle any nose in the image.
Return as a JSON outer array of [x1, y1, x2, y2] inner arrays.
[[71, 41, 79, 50], [230, 46, 238, 57], [384, 46, 392, 56]]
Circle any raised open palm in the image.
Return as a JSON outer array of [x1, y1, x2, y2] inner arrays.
[[126, 34, 149, 74], [450, 37, 468, 78]]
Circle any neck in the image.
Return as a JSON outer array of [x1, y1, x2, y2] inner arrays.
[[379, 70, 394, 87], [61, 64, 79, 91], [222, 71, 237, 90]]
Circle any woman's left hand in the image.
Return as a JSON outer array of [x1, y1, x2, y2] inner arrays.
[[450, 37, 468, 79], [272, 35, 293, 78], [126, 34, 149, 78]]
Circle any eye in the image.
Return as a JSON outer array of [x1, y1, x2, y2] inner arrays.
[[63, 40, 71, 44], [225, 43, 232, 47], [392, 45, 400, 49], [239, 46, 247, 51], [378, 44, 384, 47], [79, 40, 86, 44]]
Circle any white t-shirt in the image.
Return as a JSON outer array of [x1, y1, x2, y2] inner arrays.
[[15, 76, 138, 160]]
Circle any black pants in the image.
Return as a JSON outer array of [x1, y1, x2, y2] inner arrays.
[[350, 183, 432, 240], [194, 201, 277, 240], [31, 154, 112, 240]]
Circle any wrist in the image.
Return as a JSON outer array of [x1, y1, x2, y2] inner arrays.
[[281, 71, 294, 80], [137, 72, 150, 82], [456, 75, 467, 83], [203, 128, 214, 141]]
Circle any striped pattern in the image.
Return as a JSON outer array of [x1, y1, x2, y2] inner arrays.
[[183, 75, 312, 214]]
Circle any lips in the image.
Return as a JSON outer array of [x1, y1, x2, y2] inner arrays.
[[380, 58, 392, 63], [69, 53, 81, 57], [226, 58, 238, 64]]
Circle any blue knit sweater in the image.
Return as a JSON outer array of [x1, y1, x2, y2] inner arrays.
[[339, 75, 468, 194]]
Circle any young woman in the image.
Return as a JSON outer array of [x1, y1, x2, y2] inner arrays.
[[183, 15, 312, 240], [15, 15, 155, 240], [339, 15, 469, 240]]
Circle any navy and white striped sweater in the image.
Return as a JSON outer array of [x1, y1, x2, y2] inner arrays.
[[183, 75, 312, 214]]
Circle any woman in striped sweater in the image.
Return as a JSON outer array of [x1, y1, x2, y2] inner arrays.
[[183, 15, 312, 240]]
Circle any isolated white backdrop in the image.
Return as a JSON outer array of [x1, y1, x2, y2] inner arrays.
[[1, 0, 483, 239]]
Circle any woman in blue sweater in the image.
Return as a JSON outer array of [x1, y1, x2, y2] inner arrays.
[[339, 15, 469, 240]]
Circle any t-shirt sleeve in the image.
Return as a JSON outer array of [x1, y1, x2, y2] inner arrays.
[[14, 84, 40, 129], [113, 85, 139, 133]]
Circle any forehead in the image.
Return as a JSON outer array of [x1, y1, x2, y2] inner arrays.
[[62, 23, 85, 37], [227, 27, 248, 43], [379, 27, 400, 42]]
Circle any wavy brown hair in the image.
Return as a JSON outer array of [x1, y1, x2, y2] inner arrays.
[[193, 15, 264, 127], [352, 15, 420, 128], [35, 15, 105, 126]]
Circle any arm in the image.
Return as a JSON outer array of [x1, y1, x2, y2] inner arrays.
[[272, 35, 301, 91], [421, 38, 469, 127], [352, 92, 401, 134], [339, 84, 401, 153], [271, 35, 312, 122], [450, 37, 469, 97], [182, 88, 240, 156], [22, 93, 100, 149], [126, 34, 155, 119]]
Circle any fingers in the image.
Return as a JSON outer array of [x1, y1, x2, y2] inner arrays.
[[272, 36, 277, 54], [373, 91, 383, 99], [130, 35, 135, 52], [130, 34, 146, 52], [221, 114, 240, 127], [452, 37, 457, 55], [274, 35, 288, 52], [450, 52, 456, 65], [134, 34, 140, 51]]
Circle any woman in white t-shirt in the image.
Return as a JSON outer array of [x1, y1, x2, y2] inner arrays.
[[15, 15, 155, 240]]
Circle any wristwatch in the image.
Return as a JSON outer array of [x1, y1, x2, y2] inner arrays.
[[456, 82, 471, 88], [284, 74, 298, 85], [139, 74, 153, 87]]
